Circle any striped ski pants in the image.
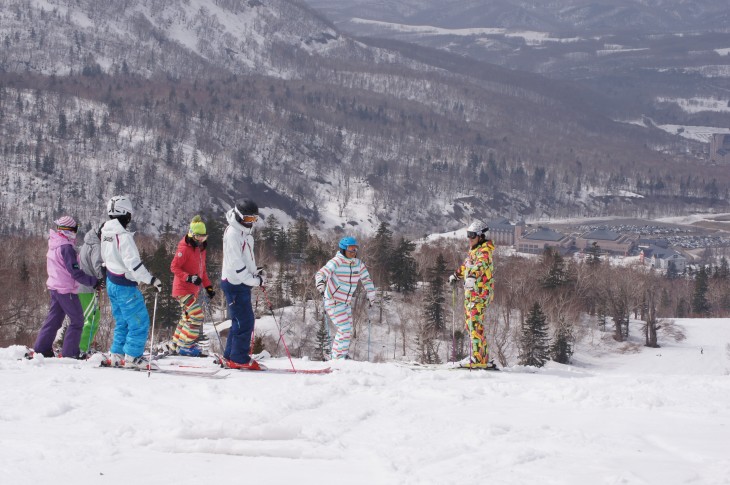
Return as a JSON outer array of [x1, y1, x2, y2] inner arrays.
[[172, 294, 204, 350], [324, 299, 353, 360]]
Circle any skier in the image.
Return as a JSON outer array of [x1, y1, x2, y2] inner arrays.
[[219, 200, 265, 370], [33, 216, 100, 358], [101, 195, 162, 369], [167, 215, 215, 357], [315, 236, 377, 360], [77, 223, 105, 355], [449, 220, 495, 368]]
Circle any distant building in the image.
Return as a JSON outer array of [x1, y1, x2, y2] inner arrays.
[[516, 227, 573, 254], [575, 228, 636, 255], [710, 134, 730, 163], [487, 217, 525, 246], [642, 245, 687, 272]]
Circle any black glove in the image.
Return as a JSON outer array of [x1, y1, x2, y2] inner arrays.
[[257, 274, 266, 287], [186, 274, 202, 286], [150, 276, 162, 292], [205, 286, 216, 299], [316, 282, 325, 295], [93, 278, 105, 291]]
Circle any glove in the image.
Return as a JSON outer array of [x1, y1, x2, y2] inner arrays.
[[316, 282, 325, 295], [255, 266, 266, 277], [464, 277, 476, 289], [205, 286, 216, 299], [186, 274, 202, 286], [448, 274, 458, 285], [93, 278, 105, 291], [150, 276, 162, 293], [256, 274, 266, 287]]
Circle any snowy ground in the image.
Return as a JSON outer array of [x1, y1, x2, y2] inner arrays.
[[1, 318, 729, 484]]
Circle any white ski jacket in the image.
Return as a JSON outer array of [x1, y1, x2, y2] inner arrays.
[[100, 218, 154, 286], [221, 209, 261, 287]]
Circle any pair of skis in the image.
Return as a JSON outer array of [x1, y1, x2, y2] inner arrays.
[[212, 353, 332, 374], [396, 361, 501, 372]]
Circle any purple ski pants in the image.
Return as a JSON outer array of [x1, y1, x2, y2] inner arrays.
[[33, 290, 85, 358]]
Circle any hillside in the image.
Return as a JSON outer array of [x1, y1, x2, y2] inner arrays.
[[1, 317, 728, 484], [1, 0, 728, 237]]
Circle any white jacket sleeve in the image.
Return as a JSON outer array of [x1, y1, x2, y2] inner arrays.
[[119, 232, 154, 284]]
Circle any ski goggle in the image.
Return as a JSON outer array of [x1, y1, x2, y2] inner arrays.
[[57, 225, 78, 233], [467, 231, 478, 239], [345, 246, 359, 253], [193, 233, 208, 241], [234, 206, 259, 224]]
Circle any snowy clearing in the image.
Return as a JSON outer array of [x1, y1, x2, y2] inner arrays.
[[1, 318, 729, 484]]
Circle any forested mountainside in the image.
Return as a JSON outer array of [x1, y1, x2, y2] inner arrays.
[[1, 0, 728, 237]]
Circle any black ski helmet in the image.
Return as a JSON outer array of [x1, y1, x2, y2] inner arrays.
[[234, 199, 259, 226]]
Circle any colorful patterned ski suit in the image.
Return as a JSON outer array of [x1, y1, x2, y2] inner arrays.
[[454, 240, 495, 365], [315, 252, 376, 360]]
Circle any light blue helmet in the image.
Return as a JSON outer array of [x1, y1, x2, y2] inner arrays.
[[339, 236, 358, 250]]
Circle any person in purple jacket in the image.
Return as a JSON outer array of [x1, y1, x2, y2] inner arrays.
[[33, 216, 100, 358]]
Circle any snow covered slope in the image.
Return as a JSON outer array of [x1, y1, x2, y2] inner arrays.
[[1, 318, 729, 484]]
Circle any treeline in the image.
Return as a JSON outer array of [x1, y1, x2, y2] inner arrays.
[[3, 219, 729, 365]]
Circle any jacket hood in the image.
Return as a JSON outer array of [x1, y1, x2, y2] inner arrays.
[[102, 218, 131, 236], [226, 208, 252, 235], [48, 229, 74, 249], [83, 225, 101, 246]]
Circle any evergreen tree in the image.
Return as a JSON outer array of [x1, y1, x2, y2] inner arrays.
[[714, 257, 729, 280], [142, 239, 178, 333], [518, 302, 550, 367], [390, 237, 418, 293], [550, 318, 574, 364], [367, 222, 393, 288], [315, 317, 331, 362], [423, 253, 447, 333], [691, 265, 711, 316], [585, 242, 602, 266], [666, 261, 679, 280], [260, 214, 281, 255], [541, 247, 567, 288], [288, 218, 310, 258]]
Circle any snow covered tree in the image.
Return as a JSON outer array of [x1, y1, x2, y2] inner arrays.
[[518, 302, 550, 367]]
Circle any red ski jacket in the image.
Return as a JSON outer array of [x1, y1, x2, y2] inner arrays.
[[170, 236, 212, 297]]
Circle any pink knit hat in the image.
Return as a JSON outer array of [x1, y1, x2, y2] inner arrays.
[[54, 216, 78, 240], [54, 216, 77, 230]]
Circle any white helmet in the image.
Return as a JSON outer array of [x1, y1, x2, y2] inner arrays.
[[107, 195, 134, 216], [467, 220, 489, 235]]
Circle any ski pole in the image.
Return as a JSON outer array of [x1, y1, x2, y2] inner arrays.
[[367, 306, 372, 362], [148, 293, 159, 378], [201, 291, 225, 351], [261, 286, 296, 371], [83, 291, 99, 353]]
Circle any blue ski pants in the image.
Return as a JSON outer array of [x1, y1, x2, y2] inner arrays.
[[107, 279, 150, 358], [221, 280, 255, 364]]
